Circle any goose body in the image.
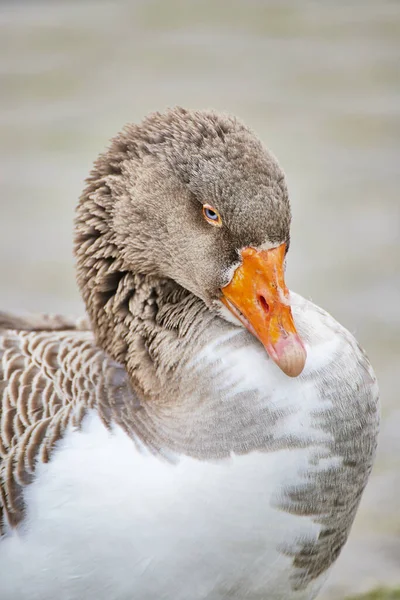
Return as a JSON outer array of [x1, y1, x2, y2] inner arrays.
[[0, 109, 379, 600]]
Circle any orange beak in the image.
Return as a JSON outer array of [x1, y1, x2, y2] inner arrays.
[[221, 244, 306, 377]]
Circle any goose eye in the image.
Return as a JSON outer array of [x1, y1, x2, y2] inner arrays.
[[202, 204, 222, 227]]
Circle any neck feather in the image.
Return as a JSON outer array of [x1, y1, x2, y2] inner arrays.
[[75, 189, 212, 400]]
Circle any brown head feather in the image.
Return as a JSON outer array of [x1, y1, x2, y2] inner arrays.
[[74, 107, 290, 365]]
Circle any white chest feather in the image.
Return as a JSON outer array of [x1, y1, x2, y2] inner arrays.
[[0, 342, 338, 600], [0, 329, 343, 600], [0, 417, 330, 600]]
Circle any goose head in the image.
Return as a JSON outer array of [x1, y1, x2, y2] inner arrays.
[[75, 107, 306, 377]]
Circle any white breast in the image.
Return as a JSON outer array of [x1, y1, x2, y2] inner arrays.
[[0, 413, 331, 600], [0, 295, 376, 600]]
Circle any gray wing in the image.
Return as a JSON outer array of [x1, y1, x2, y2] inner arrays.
[[0, 312, 133, 534]]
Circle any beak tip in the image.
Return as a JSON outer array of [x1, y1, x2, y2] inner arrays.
[[272, 337, 307, 378]]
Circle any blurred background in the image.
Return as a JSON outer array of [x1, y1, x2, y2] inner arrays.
[[0, 1, 399, 597]]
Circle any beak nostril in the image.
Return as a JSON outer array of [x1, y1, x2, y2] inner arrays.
[[258, 295, 269, 313]]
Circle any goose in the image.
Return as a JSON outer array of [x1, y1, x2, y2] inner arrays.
[[0, 107, 379, 600]]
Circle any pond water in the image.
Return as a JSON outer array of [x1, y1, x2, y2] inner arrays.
[[0, 1, 399, 597]]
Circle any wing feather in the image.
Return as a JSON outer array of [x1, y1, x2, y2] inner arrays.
[[0, 312, 132, 534]]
